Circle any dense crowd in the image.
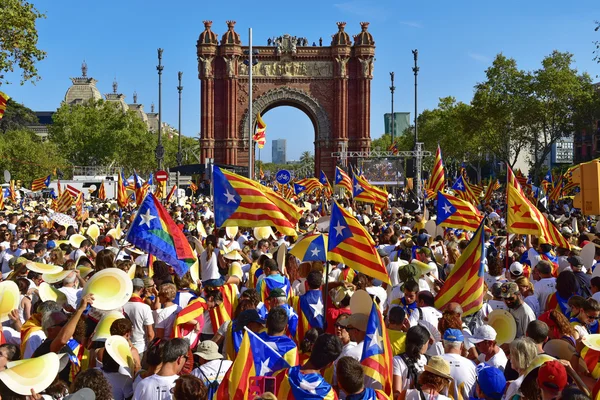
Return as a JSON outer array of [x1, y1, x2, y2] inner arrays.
[[0, 191, 600, 400]]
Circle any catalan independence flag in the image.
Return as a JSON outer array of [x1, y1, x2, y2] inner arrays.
[[435, 218, 486, 316], [126, 193, 197, 277], [54, 189, 74, 213], [335, 166, 352, 193], [31, 175, 51, 191], [548, 180, 563, 203], [427, 145, 445, 199], [217, 328, 291, 400], [294, 178, 322, 196], [97, 181, 106, 200], [291, 289, 325, 344], [0, 187, 4, 211], [581, 345, 600, 379], [328, 201, 389, 284], [253, 113, 267, 149], [274, 365, 338, 400], [452, 175, 478, 205], [353, 174, 388, 213], [117, 171, 128, 209], [209, 283, 239, 334], [0, 91, 9, 120], [213, 166, 301, 236], [361, 297, 394, 397], [507, 166, 570, 250], [436, 191, 483, 231], [482, 179, 500, 204]]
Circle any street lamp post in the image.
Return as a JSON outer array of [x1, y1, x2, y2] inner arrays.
[[412, 49, 421, 196], [176, 71, 183, 197], [155, 48, 165, 170], [390, 72, 395, 142]]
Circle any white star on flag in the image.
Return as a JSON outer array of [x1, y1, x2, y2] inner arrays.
[[309, 297, 324, 319], [299, 378, 321, 394], [333, 221, 346, 237], [442, 203, 452, 214], [354, 182, 362, 192], [140, 209, 156, 227], [367, 328, 383, 351], [259, 357, 272, 376], [310, 246, 321, 257], [456, 182, 464, 189], [224, 190, 237, 204]]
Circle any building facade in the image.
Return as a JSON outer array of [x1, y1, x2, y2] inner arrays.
[[272, 139, 287, 164]]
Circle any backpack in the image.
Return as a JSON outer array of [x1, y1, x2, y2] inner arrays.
[[433, 260, 447, 282], [399, 353, 429, 390], [198, 360, 224, 400]]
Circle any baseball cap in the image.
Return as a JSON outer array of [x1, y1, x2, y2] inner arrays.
[[377, 248, 388, 258], [417, 247, 433, 258], [509, 262, 524, 276], [338, 313, 369, 332], [46, 240, 56, 250], [267, 288, 287, 299], [477, 366, 506, 400], [194, 340, 223, 361], [567, 256, 584, 267], [468, 325, 497, 344], [500, 282, 520, 298], [233, 309, 266, 332], [64, 388, 96, 400], [537, 360, 568, 394], [416, 233, 429, 246], [443, 328, 464, 342], [132, 278, 144, 289]]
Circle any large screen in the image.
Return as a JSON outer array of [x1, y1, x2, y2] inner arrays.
[[359, 158, 405, 186]]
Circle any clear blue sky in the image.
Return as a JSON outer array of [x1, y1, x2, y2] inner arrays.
[[5, 0, 600, 163]]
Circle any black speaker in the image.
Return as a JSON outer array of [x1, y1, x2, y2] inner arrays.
[[405, 158, 415, 178]]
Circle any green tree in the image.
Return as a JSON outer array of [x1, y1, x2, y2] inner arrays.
[[0, 97, 38, 133], [0, 0, 47, 85], [0, 129, 67, 185], [371, 133, 393, 152], [162, 134, 200, 168], [49, 100, 157, 173]]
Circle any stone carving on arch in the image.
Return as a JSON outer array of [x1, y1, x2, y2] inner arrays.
[[238, 87, 331, 149]]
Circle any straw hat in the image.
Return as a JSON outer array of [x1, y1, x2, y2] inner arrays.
[[424, 356, 452, 379], [92, 311, 125, 341], [25, 261, 63, 275], [38, 282, 67, 305], [83, 268, 133, 311], [69, 234, 87, 249], [42, 269, 74, 284], [0, 281, 20, 323], [0, 353, 60, 395], [105, 335, 135, 376], [487, 309, 517, 345]]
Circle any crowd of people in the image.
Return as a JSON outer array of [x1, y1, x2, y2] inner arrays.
[[0, 188, 600, 400]]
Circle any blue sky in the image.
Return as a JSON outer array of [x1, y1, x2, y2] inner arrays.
[[5, 0, 600, 162]]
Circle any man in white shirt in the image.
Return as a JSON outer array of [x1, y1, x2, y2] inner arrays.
[[1, 240, 22, 276], [133, 338, 189, 400], [58, 271, 84, 310], [416, 291, 443, 328], [533, 260, 556, 309], [441, 329, 477, 400], [123, 278, 155, 355], [191, 341, 232, 391], [468, 325, 508, 371]]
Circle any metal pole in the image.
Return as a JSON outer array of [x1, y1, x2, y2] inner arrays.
[[390, 72, 395, 142], [248, 28, 254, 179], [176, 71, 183, 198], [412, 49, 421, 196], [156, 49, 165, 170]]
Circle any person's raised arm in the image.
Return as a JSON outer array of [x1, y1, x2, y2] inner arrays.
[[51, 293, 94, 353]]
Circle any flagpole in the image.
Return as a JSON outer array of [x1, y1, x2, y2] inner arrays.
[[323, 261, 330, 332], [248, 27, 254, 180]]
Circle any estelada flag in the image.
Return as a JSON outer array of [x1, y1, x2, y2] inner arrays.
[[97, 181, 106, 200], [335, 166, 352, 193], [0, 188, 4, 211], [172, 297, 207, 349], [427, 145, 445, 199], [0, 91, 9, 120], [31, 175, 51, 192], [435, 218, 486, 316], [436, 191, 483, 231], [117, 172, 128, 208]]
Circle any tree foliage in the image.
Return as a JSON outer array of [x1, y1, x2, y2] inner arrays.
[[0, 0, 47, 85], [0, 97, 38, 133]]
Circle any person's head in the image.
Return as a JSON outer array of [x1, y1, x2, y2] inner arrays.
[[145, 338, 166, 367], [36, 300, 61, 317], [132, 277, 145, 294], [334, 314, 352, 345], [556, 270, 578, 298], [470, 325, 498, 357], [234, 309, 266, 333], [162, 338, 190, 374], [193, 340, 223, 365], [240, 288, 260, 307], [204, 289, 223, 310], [267, 288, 287, 309], [591, 276, 600, 294], [567, 295, 586, 318], [95, 249, 115, 271], [101, 347, 121, 373], [172, 375, 208, 400], [405, 325, 431, 360], [306, 270, 322, 290], [500, 282, 522, 309], [438, 308, 463, 334], [300, 328, 319, 354], [515, 276, 534, 297], [387, 306, 408, 331], [538, 310, 575, 340], [72, 369, 113, 400], [263, 258, 279, 275], [306, 333, 342, 369], [158, 283, 177, 303], [403, 280, 419, 304], [15, 277, 29, 295], [417, 291, 435, 308], [567, 255, 584, 271], [266, 306, 288, 335], [526, 320, 550, 345], [581, 298, 600, 325], [336, 356, 365, 395], [110, 318, 133, 339], [535, 260, 553, 278], [476, 366, 507, 400], [509, 337, 538, 374], [442, 328, 464, 354], [537, 360, 568, 399], [42, 311, 68, 338], [0, 344, 19, 371], [418, 357, 453, 395]]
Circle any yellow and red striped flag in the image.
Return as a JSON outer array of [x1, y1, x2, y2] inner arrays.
[[482, 179, 500, 204], [293, 177, 322, 196], [548, 180, 563, 203], [352, 174, 388, 213], [172, 297, 208, 349], [31, 175, 51, 192], [507, 166, 570, 249], [57, 179, 63, 197], [253, 113, 267, 149], [75, 192, 84, 220], [209, 284, 239, 334], [436, 191, 483, 231], [189, 181, 198, 193], [335, 166, 353, 193], [117, 172, 128, 208], [9, 180, 17, 203], [213, 166, 302, 236], [427, 145, 445, 199], [0, 188, 4, 210], [97, 181, 106, 200], [435, 218, 486, 315], [54, 190, 74, 213], [0, 91, 9, 120], [154, 180, 166, 199], [328, 201, 389, 284], [165, 185, 177, 203]]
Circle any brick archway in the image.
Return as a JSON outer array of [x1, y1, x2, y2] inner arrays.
[[197, 20, 375, 178]]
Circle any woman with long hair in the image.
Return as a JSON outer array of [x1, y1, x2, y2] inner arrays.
[[95, 249, 115, 271], [538, 309, 577, 346], [393, 325, 432, 397], [200, 235, 224, 287], [515, 276, 541, 317]]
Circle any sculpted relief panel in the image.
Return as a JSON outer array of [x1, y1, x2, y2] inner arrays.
[[238, 61, 333, 78]]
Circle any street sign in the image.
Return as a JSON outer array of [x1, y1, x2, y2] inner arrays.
[[276, 169, 291, 185], [155, 170, 168, 182]]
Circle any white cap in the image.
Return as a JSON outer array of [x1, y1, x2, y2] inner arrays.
[[509, 261, 524, 276], [468, 325, 497, 343]]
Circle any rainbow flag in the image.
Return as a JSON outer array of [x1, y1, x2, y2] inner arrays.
[[31, 175, 50, 192], [213, 166, 301, 236], [427, 145, 445, 199], [361, 298, 393, 397], [435, 218, 486, 316], [335, 166, 352, 193], [328, 201, 389, 284], [0, 91, 9, 120], [436, 191, 483, 231], [126, 193, 197, 277]]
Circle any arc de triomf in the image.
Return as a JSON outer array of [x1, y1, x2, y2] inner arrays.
[[197, 20, 375, 177]]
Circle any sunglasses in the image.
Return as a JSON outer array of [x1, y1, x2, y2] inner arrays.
[[586, 314, 599, 320]]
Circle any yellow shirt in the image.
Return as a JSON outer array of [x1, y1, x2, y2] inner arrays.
[[388, 329, 406, 356]]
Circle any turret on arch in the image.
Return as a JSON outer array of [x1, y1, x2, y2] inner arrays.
[[197, 21, 375, 177]]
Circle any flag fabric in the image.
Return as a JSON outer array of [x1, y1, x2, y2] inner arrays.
[[165, 185, 177, 203], [133, 171, 148, 207], [57, 179, 62, 197], [66, 184, 81, 198], [75, 193, 84, 220], [216, 328, 291, 400], [0, 188, 4, 211], [172, 297, 207, 349], [388, 141, 399, 155], [294, 178, 322, 196], [335, 166, 353, 193], [541, 170, 553, 190], [126, 193, 197, 277], [452, 175, 478, 204], [98, 181, 106, 200], [0, 91, 9, 120], [274, 365, 338, 400], [482, 179, 500, 204], [435, 218, 487, 316], [548, 180, 563, 203], [189, 181, 198, 193], [328, 201, 389, 284], [427, 145, 445, 199], [507, 166, 570, 250], [117, 172, 129, 208], [352, 174, 388, 213], [581, 346, 600, 379], [8, 180, 16, 203], [291, 289, 325, 344], [31, 175, 51, 191], [436, 191, 483, 231], [54, 190, 74, 213], [213, 166, 301, 236], [147, 254, 155, 278], [361, 298, 394, 397], [209, 284, 240, 336], [19, 315, 42, 356], [253, 113, 267, 149]]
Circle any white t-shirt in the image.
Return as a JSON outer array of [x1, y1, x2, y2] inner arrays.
[[534, 277, 556, 311], [133, 374, 179, 400], [592, 291, 600, 302], [69, 248, 86, 261], [405, 390, 451, 400], [488, 299, 509, 311], [477, 348, 508, 371], [366, 286, 387, 310], [58, 286, 82, 309], [420, 306, 442, 328], [200, 249, 221, 281], [441, 353, 477, 400], [392, 354, 427, 391], [502, 375, 525, 400], [102, 370, 134, 400], [123, 301, 155, 353], [154, 304, 182, 340], [191, 359, 233, 387]]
